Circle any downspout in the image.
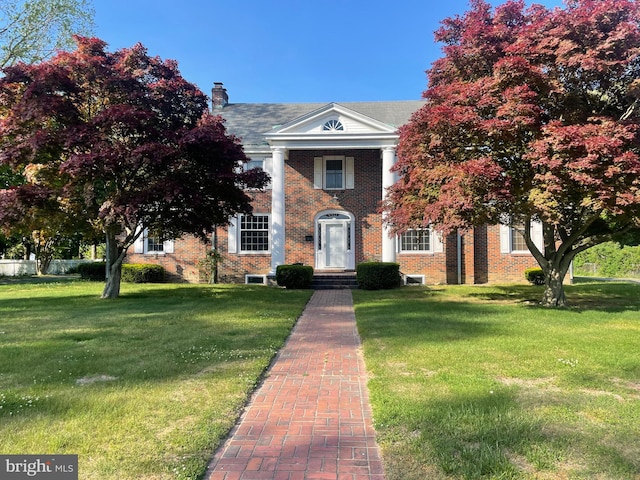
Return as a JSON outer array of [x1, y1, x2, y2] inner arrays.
[[457, 230, 462, 285]]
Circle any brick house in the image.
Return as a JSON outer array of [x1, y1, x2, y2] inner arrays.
[[126, 83, 541, 285]]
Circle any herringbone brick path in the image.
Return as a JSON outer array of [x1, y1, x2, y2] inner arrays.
[[205, 289, 384, 480]]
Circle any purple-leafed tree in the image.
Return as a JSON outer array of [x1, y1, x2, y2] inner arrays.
[[0, 36, 268, 298], [383, 0, 640, 306]]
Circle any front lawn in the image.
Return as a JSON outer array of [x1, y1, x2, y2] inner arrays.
[[353, 282, 640, 480], [0, 281, 312, 479]]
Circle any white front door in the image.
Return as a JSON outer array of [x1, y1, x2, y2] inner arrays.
[[315, 211, 354, 270], [325, 222, 347, 268]]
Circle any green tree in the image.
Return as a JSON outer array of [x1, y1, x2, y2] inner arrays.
[[0, 0, 94, 67]]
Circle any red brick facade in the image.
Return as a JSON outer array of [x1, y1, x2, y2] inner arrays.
[[284, 149, 383, 265], [126, 234, 209, 283], [126, 148, 540, 285], [216, 191, 271, 283]]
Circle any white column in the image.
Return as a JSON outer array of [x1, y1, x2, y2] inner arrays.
[[270, 147, 286, 274], [381, 146, 397, 263]]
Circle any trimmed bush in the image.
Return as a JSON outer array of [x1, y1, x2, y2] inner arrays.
[[276, 264, 313, 289], [122, 264, 165, 283], [356, 262, 401, 290], [77, 262, 107, 281], [525, 267, 545, 285]]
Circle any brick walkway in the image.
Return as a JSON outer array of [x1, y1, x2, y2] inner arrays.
[[205, 289, 384, 480]]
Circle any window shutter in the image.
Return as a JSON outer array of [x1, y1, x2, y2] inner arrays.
[[163, 240, 174, 254], [133, 229, 145, 253], [228, 217, 238, 253], [313, 157, 323, 189], [345, 157, 354, 189], [531, 220, 543, 252], [432, 230, 444, 253], [499, 224, 511, 253]]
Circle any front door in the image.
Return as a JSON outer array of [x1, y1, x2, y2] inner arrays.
[[325, 222, 347, 268], [315, 211, 354, 270]]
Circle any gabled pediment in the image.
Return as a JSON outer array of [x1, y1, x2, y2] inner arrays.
[[266, 103, 398, 136]]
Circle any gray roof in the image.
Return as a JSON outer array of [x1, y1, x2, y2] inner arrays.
[[217, 100, 426, 148]]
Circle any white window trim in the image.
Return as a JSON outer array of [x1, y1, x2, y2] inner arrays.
[[403, 274, 425, 286], [229, 214, 271, 255], [397, 227, 444, 254], [245, 274, 267, 285], [133, 229, 174, 255], [313, 155, 354, 190], [499, 220, 543, 254]]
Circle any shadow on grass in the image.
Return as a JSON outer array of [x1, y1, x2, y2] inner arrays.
[[355, 293, 514, 344], [0, 274, 80, 285], [456, 282, 640, 313]]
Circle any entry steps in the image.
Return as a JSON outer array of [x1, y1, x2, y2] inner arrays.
[[312, 272, 358, 290]]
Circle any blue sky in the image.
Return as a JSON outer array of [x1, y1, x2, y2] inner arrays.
[[93, 0, 563, 104]]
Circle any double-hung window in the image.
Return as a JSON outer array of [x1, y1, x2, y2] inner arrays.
[[243, 156, 271, 189], [239, 214, 270, 253], [397, 227, 443, 254], [228, 214, 271, 254], [510, 225, 529, 252], [499, 220, 543, 254], [244, 158, 264, 172], [133, 229, 174, 254], [146, 235, 165, 253], [399, 229, 432, 253], [314, 156, 354, 190], [325, 159, 343, 189]]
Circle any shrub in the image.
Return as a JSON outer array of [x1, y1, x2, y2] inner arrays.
[[525, 267, 545, 285], [573, 242, 640, 278], [356, 262, 401, 290], [122, 264, 165, 283], [77, 262, 107, 281], [197, 249, 222, 284], [276, 264, 313, 289]]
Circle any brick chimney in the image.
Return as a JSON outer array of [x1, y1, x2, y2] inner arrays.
[[212, 82, 228, 109]]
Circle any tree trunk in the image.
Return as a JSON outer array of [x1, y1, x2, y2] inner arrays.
[[36, 255, 52, 276], [542, 271, 567, 307], [524, 220, 572, 308], [102, 228, 123, 299], [102, 261, 122, 299], [540, 259, 570, 307], [33, 235, 53, 275]]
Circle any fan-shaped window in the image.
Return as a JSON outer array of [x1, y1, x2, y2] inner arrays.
[[323, 119, 344, 131]]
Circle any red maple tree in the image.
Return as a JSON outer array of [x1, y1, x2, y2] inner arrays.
[[384, 0, 640, 306], [0, 37, 268, 298]]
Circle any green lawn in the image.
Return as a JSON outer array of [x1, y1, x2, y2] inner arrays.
[[0, 280, 312, 480], [353, 282, 640, 480], [3, 279, 639, 480]]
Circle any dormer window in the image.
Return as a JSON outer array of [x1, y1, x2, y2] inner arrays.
[[323, 119, 344, 131]]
